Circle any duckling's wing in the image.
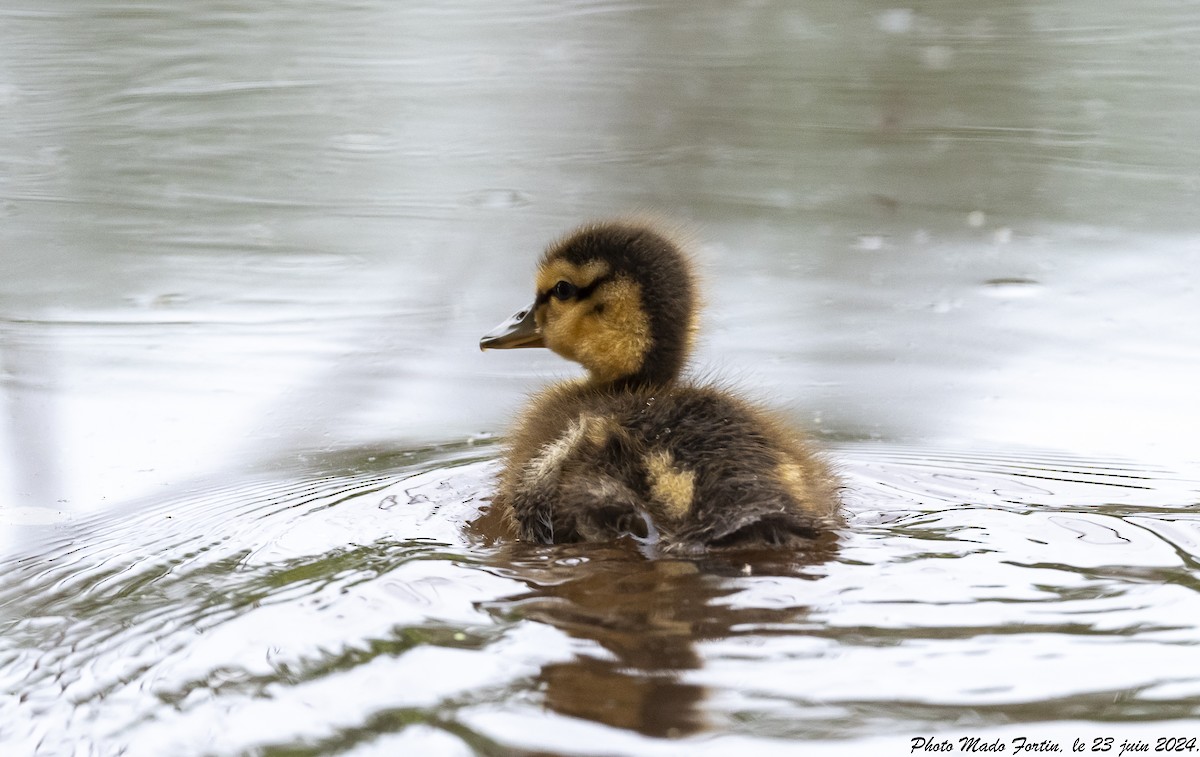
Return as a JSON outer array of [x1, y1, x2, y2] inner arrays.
[[506, 411, 647, 544]]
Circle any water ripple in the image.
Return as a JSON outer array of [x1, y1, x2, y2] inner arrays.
[[2, 442, 1198, 754]]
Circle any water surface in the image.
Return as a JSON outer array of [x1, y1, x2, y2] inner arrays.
[[2, 1, 1199, 754]]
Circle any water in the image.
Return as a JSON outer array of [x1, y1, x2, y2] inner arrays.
[[2, 1, 1199, 755], [3, 444, 1198, 754]]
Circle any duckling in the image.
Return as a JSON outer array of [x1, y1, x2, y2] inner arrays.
[[480, 220, 839, 553]]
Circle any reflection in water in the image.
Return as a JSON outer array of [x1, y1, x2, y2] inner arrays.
[[0, 444, 1198, 754], [482, 538, 838, 738], [513, 549, 714, 738]]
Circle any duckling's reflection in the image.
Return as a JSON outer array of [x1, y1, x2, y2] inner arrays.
[[476, 528, 838, 738]]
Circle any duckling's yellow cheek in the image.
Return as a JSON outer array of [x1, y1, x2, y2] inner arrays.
[[574, 279, 651, 382], [646, 450, 695, 520], [541, 301, 588, 362], [536, 274, 652, 383]]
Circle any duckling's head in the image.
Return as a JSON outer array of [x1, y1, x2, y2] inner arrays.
[[481, 220, 698, 387]]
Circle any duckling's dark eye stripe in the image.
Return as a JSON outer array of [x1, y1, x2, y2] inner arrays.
[[536, 275, 612, 303], [575, 275, 611, 299]]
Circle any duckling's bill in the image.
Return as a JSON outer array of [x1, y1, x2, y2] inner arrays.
[[480, 303, 544, 350]]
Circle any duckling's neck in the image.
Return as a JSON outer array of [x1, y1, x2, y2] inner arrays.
[[589, 339, 687, 391]]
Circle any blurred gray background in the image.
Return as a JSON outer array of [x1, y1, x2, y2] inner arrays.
[[2, 0, 1197, 514]]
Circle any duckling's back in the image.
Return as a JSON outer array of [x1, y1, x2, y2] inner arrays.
[[495, 380, 840, 554]]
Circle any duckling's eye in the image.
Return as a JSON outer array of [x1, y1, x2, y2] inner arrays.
[[552, 280, 577, 300]]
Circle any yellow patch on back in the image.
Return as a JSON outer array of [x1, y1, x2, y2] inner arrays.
[[646, 449, 695, 520], [777, 461, 815, 512], [581, 414, 618, 447]]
